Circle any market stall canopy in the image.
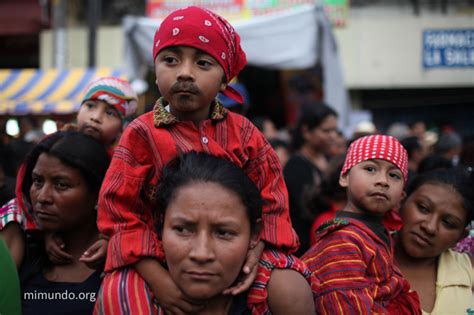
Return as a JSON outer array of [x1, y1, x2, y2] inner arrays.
[[0, 68, 125, 115], [123, 4, 349, 125]]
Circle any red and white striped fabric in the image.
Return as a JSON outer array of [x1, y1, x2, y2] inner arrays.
[[341, 135, 408, 182]]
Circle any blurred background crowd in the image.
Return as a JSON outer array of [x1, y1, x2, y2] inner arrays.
[[1, 0, 473, 254]]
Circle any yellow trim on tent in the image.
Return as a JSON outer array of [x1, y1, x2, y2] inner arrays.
[[0, 68, 127, 115]]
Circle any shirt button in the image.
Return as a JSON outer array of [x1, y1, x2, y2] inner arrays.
[[202, 136, 209, 144]]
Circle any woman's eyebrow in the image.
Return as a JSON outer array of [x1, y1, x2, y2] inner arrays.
[[211, 220, 241, 228]]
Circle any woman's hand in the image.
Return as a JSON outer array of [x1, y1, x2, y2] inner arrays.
[[79, 238, 108, 269], [223, 240, 265, 295], [45, 232, 72, 264], [135, 258, 205, 315]]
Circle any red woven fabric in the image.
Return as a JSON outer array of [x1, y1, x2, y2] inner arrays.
[[302, 218, 421, 314], [341, 135, 409, 182], [98, 99, 299, 271], [94, 248, 314, 315]]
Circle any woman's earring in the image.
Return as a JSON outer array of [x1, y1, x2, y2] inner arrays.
[[94, 204, 98, 211]]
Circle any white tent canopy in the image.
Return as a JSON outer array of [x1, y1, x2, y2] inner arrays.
[[122, 5, 349, 125]]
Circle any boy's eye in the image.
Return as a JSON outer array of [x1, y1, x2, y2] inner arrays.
[[106, 108, 120, 118], [85, 102, 96, 109], [163, 56, 178, 64], [364, 166, 375, 172], [197, 59, 212, 68], [389, 172, 402, 180]]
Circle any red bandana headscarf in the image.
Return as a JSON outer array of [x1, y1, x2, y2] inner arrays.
[[341, 135, 409, 182], [152, 6, 247, 103]]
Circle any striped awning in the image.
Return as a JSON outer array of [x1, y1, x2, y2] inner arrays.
[[0, 68, 127, 115]]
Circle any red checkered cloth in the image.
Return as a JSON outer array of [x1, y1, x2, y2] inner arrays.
[[341, 135, 408, 182]]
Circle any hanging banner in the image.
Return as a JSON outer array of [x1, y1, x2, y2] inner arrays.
[[146, 0, 246, 21], [322, 0, 348, 27], [146, 0, 348, 22], [423, 29, 474, 68]]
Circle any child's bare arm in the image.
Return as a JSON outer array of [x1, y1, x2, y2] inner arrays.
[[134, 258, 204, 314], [44, 232, 73, 264], [0, 223, 25, 268], [267, 269, 315, 315], [223, 240, 265, 295]]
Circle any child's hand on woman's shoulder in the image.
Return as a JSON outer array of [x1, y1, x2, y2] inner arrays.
[[79, 238, 108, 270], [45, 232, 72, 265], [223, 240, 264, 295]]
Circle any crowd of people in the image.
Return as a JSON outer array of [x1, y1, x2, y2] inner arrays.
[[0, 5, 473, 315]]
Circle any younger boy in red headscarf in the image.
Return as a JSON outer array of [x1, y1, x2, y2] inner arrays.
[[96, 6, 306, 314], [302, 135, 421, 314]]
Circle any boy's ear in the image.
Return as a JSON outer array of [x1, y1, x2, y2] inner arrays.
[[400, 190, 407, 201], [249, 219, 262, 249], [339, 172, 349, 188], [395, 190, 407, 211]]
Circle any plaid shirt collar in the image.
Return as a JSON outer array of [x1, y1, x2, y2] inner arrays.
[[153, 97, 227, 127]]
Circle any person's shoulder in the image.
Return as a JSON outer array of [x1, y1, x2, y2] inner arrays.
[[312, 217, 373, 247], [129, 111, 154, 126], [444, 249, 473, 269], [283, 154, 310, 172], [225, 111, 258, 130], [266, 268, 315, 315], [302, 218, 368, 268], [123, 111, 170, 140], [438, 249, 474, 287], [317, 217, 350, 234]]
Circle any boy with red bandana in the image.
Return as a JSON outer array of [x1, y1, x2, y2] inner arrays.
[[302, 135, 421, 314], [96, 6, 306, 314]]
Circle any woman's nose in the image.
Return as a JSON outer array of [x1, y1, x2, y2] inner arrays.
[[36, 184, 53, 204], [420, 215, 436, 235], [189, 233, 215, 262]]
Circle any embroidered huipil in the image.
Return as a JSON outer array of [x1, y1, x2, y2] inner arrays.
[[98, 98, 299, 271], [302, 217, 421, 315]]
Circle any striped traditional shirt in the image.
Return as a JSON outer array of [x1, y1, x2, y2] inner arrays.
[[97, 98, 299, 271], [302, 217, 421, 314], [94, 247, 314, 315]]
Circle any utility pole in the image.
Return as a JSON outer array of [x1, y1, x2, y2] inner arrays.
[[52, 0, 67, 69], [88, 0, 101, 68]]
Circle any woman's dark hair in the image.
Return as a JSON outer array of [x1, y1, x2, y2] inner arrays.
[[418, 154, 453, 174], [400, 136, 421, 160], [156, 152, 263, 231], [406, 168, 474, 226], [22, 131, 110, 202], [291, 102, 338, 150], [460, 135, 474, 168]]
